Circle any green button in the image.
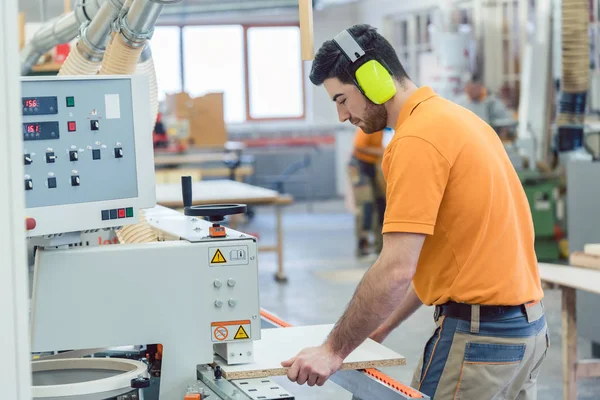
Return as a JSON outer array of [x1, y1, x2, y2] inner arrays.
[[126, 207, 133, 218], [66, 97, 75, 107]]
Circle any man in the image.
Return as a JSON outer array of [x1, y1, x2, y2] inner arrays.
[[347, 127, 386, 256], [454, 74, 516, 136], [281, 24, 548, 399]]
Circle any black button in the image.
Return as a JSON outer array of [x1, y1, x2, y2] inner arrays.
[[114, 147, 123, 158], [71, 175, 80, 186], [46, 152, 56, 163], [92, 149, 101, 160], [48, 177, 57, 188], [69, 150, 79, 161], [109, 209, 118, 219], [25, 179, 33, 190], [91, 120, 99, 131], [24, 154, 32, 165], [101, 210, 110, 221]]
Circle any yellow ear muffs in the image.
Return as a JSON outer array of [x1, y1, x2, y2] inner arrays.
[[355, 60, 397, 105]]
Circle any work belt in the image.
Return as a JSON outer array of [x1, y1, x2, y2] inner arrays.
[[434, 301, 544, 334]]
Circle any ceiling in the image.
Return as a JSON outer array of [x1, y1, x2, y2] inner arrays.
[[20, 0, 359, 23]]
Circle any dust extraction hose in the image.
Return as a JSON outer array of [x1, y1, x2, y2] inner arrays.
[[557, 0, 589, 126], [57, 43, 102, 76], [136, 47, 159, 127]]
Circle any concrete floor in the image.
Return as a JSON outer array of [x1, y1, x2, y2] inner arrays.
[[239, 200, 600, 399]]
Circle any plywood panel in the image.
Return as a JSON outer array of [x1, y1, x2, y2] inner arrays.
[[570, 252, 600, 271], [217, 324, 406, 380]]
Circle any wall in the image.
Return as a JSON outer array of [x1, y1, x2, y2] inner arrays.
[[357, 0, 442, 30], [309, 3, 359, 124]]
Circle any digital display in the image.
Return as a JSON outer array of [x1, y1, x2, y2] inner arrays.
[[22, 96, 58, 116], [23, 121, 60, 141]]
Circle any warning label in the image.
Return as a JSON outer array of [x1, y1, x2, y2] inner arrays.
[[213, 326, 229, 341], [211, 320, 251, 342], [234, 325, 250, 340], [211, 249, 227, 264], [209, 246, 250, 267]]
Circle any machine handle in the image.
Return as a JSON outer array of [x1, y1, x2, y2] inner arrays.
[[131, 376, 151, 389], [182, 176, 192, 208]]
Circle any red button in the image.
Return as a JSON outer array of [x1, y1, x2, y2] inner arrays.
[[118, 209, 125, 218], [68, 121, 76, 132]]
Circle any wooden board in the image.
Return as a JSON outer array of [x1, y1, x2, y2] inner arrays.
[[570, 252, 600, 271], [217, 324, 406, 380], [155, 180, 289, 208], [538, 263, 600, 295]]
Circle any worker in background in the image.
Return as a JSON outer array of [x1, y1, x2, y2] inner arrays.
[[347, 127, 386, 257], [282, 24, 547, 399], [454, 74, 517, 140]]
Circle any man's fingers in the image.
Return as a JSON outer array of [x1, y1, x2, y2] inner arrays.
[[307, 373, 319, 387], [316, 375, 328, 387], [296, 366, 309, 385], [281, 357, 295, 368], [286, 359, 300, 382]]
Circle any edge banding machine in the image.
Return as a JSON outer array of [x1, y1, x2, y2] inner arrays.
[[22, 73, 427, 400]]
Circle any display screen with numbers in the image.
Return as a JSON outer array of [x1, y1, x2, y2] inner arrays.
[[22, 122, 60, 141], [22, 96, 58, 115]]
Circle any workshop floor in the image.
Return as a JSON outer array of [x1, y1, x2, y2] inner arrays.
[[240, 200, 600, 400]]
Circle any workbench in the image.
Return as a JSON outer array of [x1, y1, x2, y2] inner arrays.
[[538, 263, 600, 400], [155, 180, 293, 282]]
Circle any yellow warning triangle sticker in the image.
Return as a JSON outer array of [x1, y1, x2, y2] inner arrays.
[[234, 325, 249, 340], [211, 249, 226, 264]]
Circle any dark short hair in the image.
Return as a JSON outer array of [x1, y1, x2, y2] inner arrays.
[[309, 24, 409, 86]]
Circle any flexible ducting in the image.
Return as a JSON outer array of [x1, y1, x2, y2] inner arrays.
[[57, 0, 125, 77], [557, 0, 589, 127], [136, 45, 159, 127], [20, 0, 105, 74]]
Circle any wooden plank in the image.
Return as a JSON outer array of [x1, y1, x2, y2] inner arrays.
[[155, 180, 284, 208], [298, 0, 314, 61], [569, 251, 600, 271], [538, 263, 600, 295], [562, 287, 577, 400], [576, 359, 600, 379], [218, 324, 405, 380]]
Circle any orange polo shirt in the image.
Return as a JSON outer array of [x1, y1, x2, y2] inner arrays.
[[353, 128, 383, 164], [382, 86, 543, 306]]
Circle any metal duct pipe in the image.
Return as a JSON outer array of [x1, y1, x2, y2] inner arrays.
[[82, 0, 126, 56], [121, 0, 165, 47], [20, 0, 105, 74]]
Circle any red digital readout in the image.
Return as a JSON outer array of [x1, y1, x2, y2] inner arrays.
[[26, 124, 40, 133], [25, 99, 39, 108]]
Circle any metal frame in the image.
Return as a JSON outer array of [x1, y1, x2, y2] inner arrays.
[[0, 0, 33, 398]]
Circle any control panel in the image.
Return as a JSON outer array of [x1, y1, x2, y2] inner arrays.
[[22, 76, 155, 237]]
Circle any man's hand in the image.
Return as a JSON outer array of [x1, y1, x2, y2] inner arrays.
[[281, 344, 344, 387]]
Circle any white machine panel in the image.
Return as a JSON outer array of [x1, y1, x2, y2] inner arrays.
[[21, 75, 155, 237]]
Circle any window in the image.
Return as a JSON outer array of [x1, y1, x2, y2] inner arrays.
[[183, 25, 246, 123], [150, 26, 182, 101], [247, 26, 304, 119], [179, 24, 305, 123]]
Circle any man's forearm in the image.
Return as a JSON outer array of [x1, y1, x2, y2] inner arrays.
[[324, 259, 412, 359], [378, 283, 422, 333], [355, 146, 383, 157]]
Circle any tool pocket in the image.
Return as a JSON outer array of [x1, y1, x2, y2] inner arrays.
[[454, 342, 526, 400]]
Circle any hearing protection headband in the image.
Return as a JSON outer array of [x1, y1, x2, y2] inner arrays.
[[333, 29, 397, 105]]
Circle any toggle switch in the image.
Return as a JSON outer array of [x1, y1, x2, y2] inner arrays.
[[114, 147, 123, 158], [46, 152, 56, 163], [71, 175, 80, 186], [25, 179, 33, 191], [69, 150, 79, 161], [91, 120, 99, 131], [24, 154, 32, 165]]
